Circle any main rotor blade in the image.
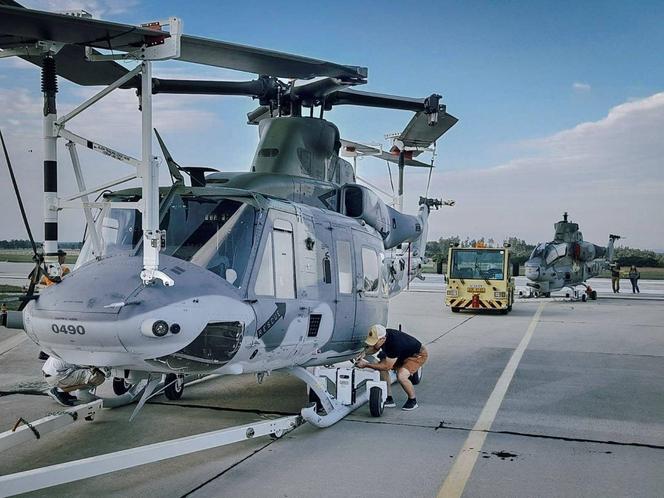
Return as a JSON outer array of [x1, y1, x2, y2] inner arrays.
[[340, 139, 431, 167], [398, 111, 458, 148], [326, 88, 426, 112], [151, 77, 273, 96], [0, 4, 368, 81], [0, 2, 132, 86], [0, 5, 169, 49], [290, 77, 351, 104], [179, 35, 367, 81], [154, 129, 184, 184], [340, 139, 382, 158]]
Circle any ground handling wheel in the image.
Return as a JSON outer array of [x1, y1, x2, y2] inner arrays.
[[369, 386, 384, 417], [112, 377, 131, 395], [451, 307, 460, 313], [164, 373, 184, 400], [409, 366, 423, 385]]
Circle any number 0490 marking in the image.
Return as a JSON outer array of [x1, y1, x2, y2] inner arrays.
[[51, 324, 86, 335]]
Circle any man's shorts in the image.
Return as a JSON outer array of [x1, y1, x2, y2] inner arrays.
[[44, 368, 105, 391], [398, 346, 428, 374]]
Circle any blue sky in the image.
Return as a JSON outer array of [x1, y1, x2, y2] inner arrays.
[[1, 0, 663, 249]]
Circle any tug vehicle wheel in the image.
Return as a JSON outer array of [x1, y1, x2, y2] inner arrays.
[[591, 290, 597, 300], [164, 373, 184, 400], [369, 386, 384, 417], [409, 367, 423, 385], [581, 293, 587, 302], [112, 377, 131, 395]]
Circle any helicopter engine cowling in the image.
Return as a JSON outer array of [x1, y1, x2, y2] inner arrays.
[[340, 184, 424, 249]]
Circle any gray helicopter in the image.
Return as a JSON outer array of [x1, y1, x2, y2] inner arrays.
[[522, 212, 620, 301], [0, 2, 456, 423]]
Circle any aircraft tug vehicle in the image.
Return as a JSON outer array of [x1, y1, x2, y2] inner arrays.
[[445, 244, 516, 314]]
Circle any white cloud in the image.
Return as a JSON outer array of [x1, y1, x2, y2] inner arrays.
[[572, 81, 591, 92], [0, 85, 219, 241], [23, 0, 138, 17], [363, 92, 664, 251]]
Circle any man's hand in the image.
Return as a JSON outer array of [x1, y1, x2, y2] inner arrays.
[[355, 359, 370, 369]]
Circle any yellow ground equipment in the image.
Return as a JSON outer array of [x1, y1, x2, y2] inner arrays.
[[445, 246, 515, 313]]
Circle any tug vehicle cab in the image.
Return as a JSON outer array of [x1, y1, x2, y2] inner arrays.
[[445, 244, 515, 314]]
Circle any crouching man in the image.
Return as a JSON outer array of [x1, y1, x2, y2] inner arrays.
[[356, 324, 428, 411], [42, 355, 105, 406]]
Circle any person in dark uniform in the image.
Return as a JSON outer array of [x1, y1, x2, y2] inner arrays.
[[629, 265, 640, 294], [611, 264, 621, 293], [356, 324, 428, 411]]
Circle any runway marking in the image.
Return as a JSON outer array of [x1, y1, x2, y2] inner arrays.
[[437, 302, 546, 498], [0, 333, 27, 356]]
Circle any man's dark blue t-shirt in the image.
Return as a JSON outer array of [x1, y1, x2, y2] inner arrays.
[[378, 328, 422, 362]]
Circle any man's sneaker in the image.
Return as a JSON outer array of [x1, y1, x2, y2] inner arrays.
[[46, 387, 74, 407], [402, 398, 419, 411], [384, 396, 396, 408]]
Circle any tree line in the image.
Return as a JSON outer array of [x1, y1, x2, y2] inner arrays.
[[1, 238, 662, 267], [425, 236, 664, 267], [0, 240, 83, 250]]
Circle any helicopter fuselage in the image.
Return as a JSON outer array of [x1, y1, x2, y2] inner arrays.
[[23, 188, 392, 376]]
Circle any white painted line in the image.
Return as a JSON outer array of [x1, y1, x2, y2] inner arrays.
[[437, 302, 546, 498], [0, 333, 27, 356]]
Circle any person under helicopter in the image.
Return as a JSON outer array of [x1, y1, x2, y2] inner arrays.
[[42, 355, 105, 406], [356, 324, 428, 411]]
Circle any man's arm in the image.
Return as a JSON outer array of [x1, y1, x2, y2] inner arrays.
[[357, 356, 396, 371]]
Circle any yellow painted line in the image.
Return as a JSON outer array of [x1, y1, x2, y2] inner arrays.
[[437, 302, 546, 498], [0, 332, 28, 355]]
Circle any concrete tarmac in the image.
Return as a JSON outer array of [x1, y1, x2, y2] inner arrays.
[[1, 287, 663, 497]]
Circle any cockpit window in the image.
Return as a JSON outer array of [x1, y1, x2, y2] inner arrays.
[[545, 243, 567, 265], [91, 196, 257, 288], [530, 243, 546, 259]]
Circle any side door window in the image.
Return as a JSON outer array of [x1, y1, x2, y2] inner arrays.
[[361, 247, 380, 295], [254, 219, 296, 299], [254, 233, 275, 296], [337, 240, 353, 294]]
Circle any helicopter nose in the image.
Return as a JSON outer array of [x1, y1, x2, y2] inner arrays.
[[525, 263, 541, 281], [22, 255, 254, 369]]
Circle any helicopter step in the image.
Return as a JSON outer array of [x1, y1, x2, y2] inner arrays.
[[289, 364, 392, 428]]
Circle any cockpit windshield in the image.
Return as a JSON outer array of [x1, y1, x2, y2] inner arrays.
[[83, 195, 257, 288], [545, 243, 567, 265], [450, 249, 505, 280], [530, 243, 547, 259], [530, 242, 568, 265]]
